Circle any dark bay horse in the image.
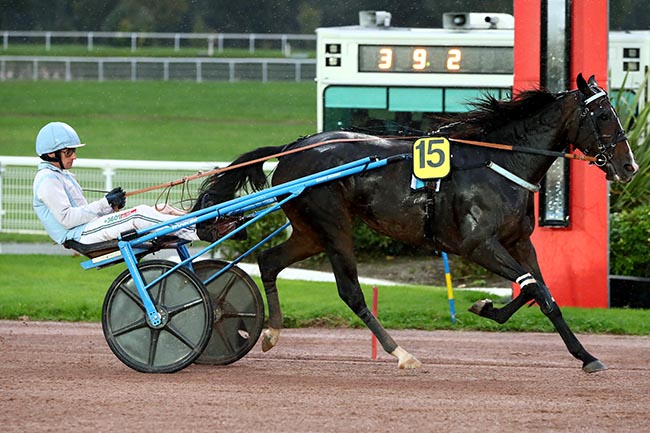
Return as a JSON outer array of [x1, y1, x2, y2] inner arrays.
[[194, 74, 638, 372]]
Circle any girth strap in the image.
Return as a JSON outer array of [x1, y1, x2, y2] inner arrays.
[[486, 161, 540, 193]]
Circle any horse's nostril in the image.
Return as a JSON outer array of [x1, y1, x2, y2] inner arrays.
[[624, 164, 637, 173]]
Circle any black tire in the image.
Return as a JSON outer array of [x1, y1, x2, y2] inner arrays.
[[192, 260, 265, 365], [102, 260, 213, 373]]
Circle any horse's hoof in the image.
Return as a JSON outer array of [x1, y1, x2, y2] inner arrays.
[[583, 359, 608, 373], [391, 346, 422, 369], [399, 354, 422, 370], [261, 327, 280, 352], [468, 299, 492, 316]]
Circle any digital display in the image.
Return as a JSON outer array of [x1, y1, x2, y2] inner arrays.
[[358, 45, 513, 74]]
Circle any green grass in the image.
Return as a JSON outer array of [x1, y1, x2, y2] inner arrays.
[[0, 81, 316, 161], [2, 254, 649, 334]]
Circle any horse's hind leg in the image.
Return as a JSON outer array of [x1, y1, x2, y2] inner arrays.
[[330, 256, 422, 368], [257, 231, 323, 352], [323, 232, 421, 369]]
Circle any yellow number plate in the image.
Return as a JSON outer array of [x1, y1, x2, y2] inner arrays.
[[413, 137, 451, 179]]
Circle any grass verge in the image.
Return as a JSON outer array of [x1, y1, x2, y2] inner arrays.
[[2, 254, 649, 334]]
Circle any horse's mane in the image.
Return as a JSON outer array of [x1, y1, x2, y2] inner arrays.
[[431, 89, 558, 138]]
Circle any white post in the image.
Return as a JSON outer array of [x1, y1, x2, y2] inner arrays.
[[208, 36, 214, 56], [103, 167, 115, 192], [281, 34, 288, 56], [45, 32, 51, 51], [88, 32, 93, 51], [0, 161, 4, 231]]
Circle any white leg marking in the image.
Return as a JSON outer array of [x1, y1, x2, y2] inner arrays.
[[261, 327, 280, 352], [516, 273, 537, 288], [391, 346, 422, 369]]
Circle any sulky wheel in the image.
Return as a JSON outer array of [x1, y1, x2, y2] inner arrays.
[[102, 260, 213, 373], [192, 259, 264, 365]]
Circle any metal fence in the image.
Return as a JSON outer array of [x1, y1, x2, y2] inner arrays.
[[0, 56, 316, 82], [2, 30, 316, 56], [0, 156, 276, 234]]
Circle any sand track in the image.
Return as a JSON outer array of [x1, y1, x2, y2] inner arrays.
[[1, 320, 648, 432]]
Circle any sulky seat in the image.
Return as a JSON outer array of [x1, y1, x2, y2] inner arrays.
[[63, 239, 122, 258], [63, 236, 183, 260]]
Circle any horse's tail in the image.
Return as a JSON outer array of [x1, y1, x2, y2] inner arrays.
[[195, 144, 287, 209]]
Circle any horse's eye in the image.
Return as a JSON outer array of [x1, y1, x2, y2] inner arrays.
[[598, 112, 610, 121]]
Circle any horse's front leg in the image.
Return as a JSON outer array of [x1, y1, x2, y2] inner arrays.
[[465, 238, 606, 373], [468, 237, 542, 323], [468, 291, 532, 324], [526, 282, 606, 372]]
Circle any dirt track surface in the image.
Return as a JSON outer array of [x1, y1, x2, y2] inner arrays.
[[1, 320, 649, 433]]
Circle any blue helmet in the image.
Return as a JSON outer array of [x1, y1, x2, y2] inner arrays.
[[35, 122, 86, 156]]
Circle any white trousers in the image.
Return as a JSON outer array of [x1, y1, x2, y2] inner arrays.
[[78, 204, 199, 244]]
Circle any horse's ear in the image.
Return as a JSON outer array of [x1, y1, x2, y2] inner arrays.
[[587, 74, 598, 87], [576, 73, 589, 95]]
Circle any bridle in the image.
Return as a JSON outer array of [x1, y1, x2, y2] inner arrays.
[[574, 87, 628, 167]]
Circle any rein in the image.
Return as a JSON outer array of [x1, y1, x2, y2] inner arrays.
[[124, 136, 408, 201], [124, 132, 598, 202], [448, 138, 599, 163]]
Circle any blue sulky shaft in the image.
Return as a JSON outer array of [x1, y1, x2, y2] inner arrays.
[[127, 155, 405, 247], [83, 154, 411, 325]]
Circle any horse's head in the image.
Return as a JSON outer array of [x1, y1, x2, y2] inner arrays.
[[570, 73, 639, 183]]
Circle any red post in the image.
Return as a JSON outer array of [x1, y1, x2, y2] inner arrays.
[[513, 0, 610, 308]]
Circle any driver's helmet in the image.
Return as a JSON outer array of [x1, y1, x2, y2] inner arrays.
[[35, 122, 86, 156]]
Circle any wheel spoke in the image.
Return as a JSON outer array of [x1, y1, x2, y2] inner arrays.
[[222, 311, 257, 319], [148, 328, 161, 365], [110, 317, 147, 337], [166, 297, 205, 318], [154, 274, 168, 305], [117, 283, 145, 311], [213, 273, 237, 305], [213, 326, 236, 354], [165, 322, 197, 350]]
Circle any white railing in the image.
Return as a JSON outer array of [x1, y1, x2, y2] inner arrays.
[[0, 156, 277, 234], [0, 56, 316, 82], [2, 30, 316, 56]]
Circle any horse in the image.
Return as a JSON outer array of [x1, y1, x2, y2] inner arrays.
[[193, 74, 638, 373]]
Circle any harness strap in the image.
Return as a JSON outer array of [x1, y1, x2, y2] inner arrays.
[[486, 161, 540, 193], [583, 90, 607, 105]]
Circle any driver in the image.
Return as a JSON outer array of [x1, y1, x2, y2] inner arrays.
[[32, 121, 199, 246]]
